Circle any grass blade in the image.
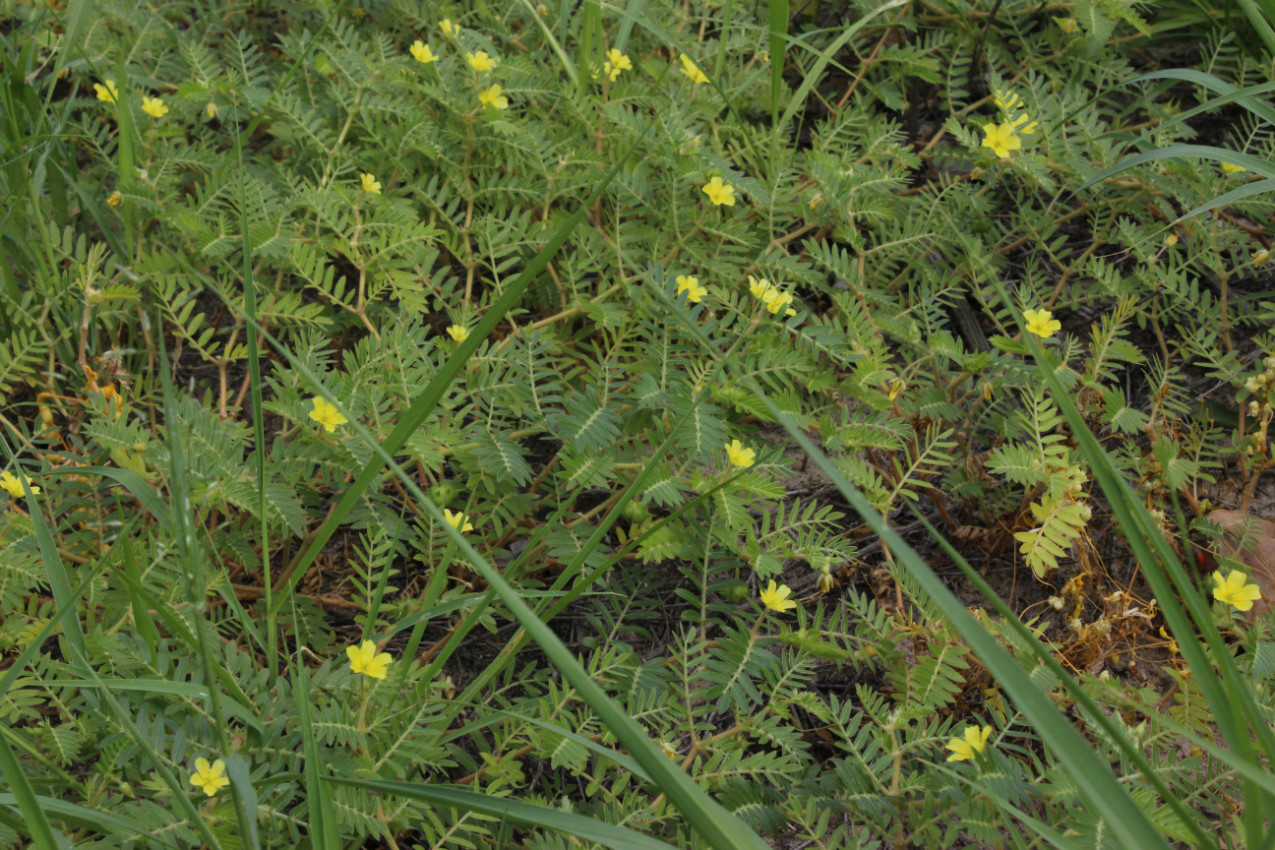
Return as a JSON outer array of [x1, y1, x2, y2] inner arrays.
[[0, 734, 66, 850], [328, 779, 679, 850]]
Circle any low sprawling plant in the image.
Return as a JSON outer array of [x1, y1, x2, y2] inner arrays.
[[4, 0, 1275, 847]]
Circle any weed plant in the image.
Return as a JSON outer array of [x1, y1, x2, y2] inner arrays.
[[4, 0, 1275, 847]]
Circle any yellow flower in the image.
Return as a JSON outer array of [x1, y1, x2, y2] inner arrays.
[[411, 40, 438, 64], [1165, 233, 1179, 246], [659, 741, 678, 758], [701, 176, 735, 206], [106, 191, 123, 207], [759, 579, 796, 612], [347, 639, 393, 679], [206, 102, 217, 119], [764, 290, 796, 316], [1256, 248, 1271, 267], [675, 274, 706, 303], [478, 84, 509, 110], [443, 508, 474, 532], [466, 51, 496, 72], [1023, 308, 1061, 339], [141, 96, 168, 118], [946, 725, 993, 762], [981, 122, 1022, 158], [604, 48, 632, 81], [725, 438, 755, 468], [447, 324, 469, 342], [1213, 569, 1262, 612], [94, 80, 118, 103], [749, 276, 775, 301], [748, 277, 795, 316], [1052, 15, 1079, 33], [360, 173, 382, 194], [0, 470, 39, 498], [189, 757, 230, 797], [679, 54, 709, 84], [440, 18, 459, 38], [1222, 162, 1247, 174], [309, 396, 348, 433]]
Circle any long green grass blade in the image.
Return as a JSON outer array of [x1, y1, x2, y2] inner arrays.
[[328, 779, 679, 850], [768, 0, 788, 125], [294, 660, 339, 850], [0, 793, 182, 848], [1077, 144, 1275, 193], [777, 0, 905, 133], [1125, 71, 1275, 128], [0, 735, 65, 850], [157, 334, 259, 848]]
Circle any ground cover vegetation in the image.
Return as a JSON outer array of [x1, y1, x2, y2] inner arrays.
[[4, 0, 1275, 846]]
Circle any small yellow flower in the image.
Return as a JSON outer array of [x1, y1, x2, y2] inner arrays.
[[443, 508, 475, 532], [0, 470, 39, 498], [411, 40, 438, 64], [466, 51, 496, 72], [447, 324, 470, 342], [206, 102, 217, 119], [478, 84, 509, 110], [749, 276, 774, 301], [440, 19, 459, 38], [1213, 569, 1262, 612], [347, 639, 393, 679], [360, 173, 382, 194], [675, 274, 706, 303], [189, 757, 230, 797], [764, 290, 796, 316], [946, 725, 993, 762], [679, 54, 709, 84], [1023, 308, 1061, 339], [759, 579, 796, 612], [603, 48, 632, 81], [981, 122, 1022, 158], [659, 741, 678, 759], [1052, 15, 1079, 33], [309, 396, 348, 433], [1256, 248, 1271, 267], [748, 277, 796, 316], [94, 80, 119, 103], [1165, 233, 1179, 246], [701, 176, 735, 206], [106, 190, 123, 207], [725, 438, 755, 469], [141, 96, 168, 118], [1222, 162, 1247, 174]]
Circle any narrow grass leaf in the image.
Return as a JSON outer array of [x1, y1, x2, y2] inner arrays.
[[0, 736, 66, 850], [328, 779, 679, 850]]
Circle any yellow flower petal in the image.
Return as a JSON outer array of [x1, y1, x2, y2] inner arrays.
[[141, 96, 168, 118], [725, 438, 755, 468], [411, 40, 438, 64], [309, 396, 348, 433], [701, 176, 735, 206], [759, 579, 797, 612], [679, 54, 709, 84]]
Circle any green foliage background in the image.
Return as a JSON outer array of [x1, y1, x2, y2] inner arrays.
[[4, 0, 1275, 846]]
